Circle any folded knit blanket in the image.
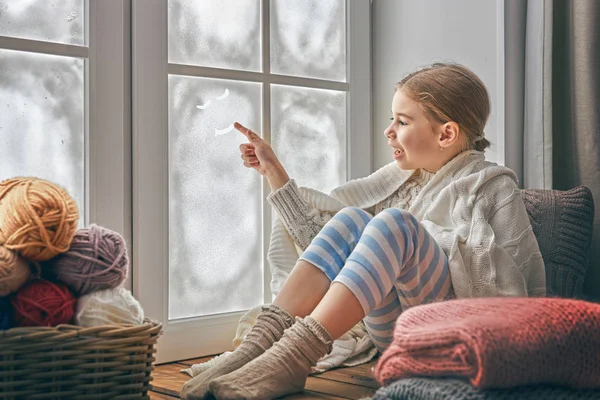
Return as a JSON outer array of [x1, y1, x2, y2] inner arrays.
[[374, 297, 600, 389], [370, 378, 600, 400]]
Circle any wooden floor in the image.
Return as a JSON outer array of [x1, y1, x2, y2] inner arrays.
[[149, 355, 380, 399]]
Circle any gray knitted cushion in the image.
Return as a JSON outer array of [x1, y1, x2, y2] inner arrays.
[[370, 378, 600, 400], [521, 186, 595, 298]]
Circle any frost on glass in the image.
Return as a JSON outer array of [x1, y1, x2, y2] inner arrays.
[[271, 85, 346, 195], [0, 1, 83, 45], [0, 49, 84, 226], [168, 76, 263, 320], [168, 0, 260, 71], [271, 0, 346, 81]]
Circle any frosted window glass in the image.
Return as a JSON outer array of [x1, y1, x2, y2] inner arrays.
[[0, 49, 84, 226], [271, 0, 346, 82], [0, 1, 84, 45], [168, 0, 260, 71], [271, 85, 346, 195], [169, 76, 263, 320]]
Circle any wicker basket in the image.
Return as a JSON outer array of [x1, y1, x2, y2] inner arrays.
[[0, 318, 162, 399]]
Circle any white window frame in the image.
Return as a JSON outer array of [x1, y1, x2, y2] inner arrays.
[[132, 0, 371, 364], [0, 0, 132, 289], [88, 0, 133, 290]]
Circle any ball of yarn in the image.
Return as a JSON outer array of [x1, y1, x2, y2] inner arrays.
[[11, 279, 76, 327], [0, 246, 31, 297], [75, 286, 144, 327], [0, 177, 79, 261], [0, 297, 12, 330], [47, 224, 128, 296]]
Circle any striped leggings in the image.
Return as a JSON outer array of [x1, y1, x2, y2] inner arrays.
[[299, 206, 453, 352]]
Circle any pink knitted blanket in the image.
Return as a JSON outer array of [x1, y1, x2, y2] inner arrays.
[[374, 297, 600, 389]]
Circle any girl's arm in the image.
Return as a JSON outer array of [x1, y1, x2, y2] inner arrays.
[[267, 179, 337, 251], [235, 121, 373, 250], [264, 163, 291, 192]]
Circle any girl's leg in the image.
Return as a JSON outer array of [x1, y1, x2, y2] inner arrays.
[[360, 290, 403, 351], [208, 208, 452, 399], [182, 206, 372, 400], [310, 208, 451, 352], [272, 205, 375, 338], [316, 208, 453, 351], [274, 206, 373, 318], [271, 260, 331, 318]]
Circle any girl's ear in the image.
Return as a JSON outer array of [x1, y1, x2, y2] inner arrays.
[[438, 121, 460, 149]]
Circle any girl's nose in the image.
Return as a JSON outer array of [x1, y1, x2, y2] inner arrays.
[[384, 125, 395, 139]]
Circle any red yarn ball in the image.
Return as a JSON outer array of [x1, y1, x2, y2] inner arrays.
[[10, 279, 76, 327]]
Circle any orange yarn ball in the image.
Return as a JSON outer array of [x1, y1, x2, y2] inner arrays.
[[0, 177, 79, 261], [11, 279, 76, 327], [0, 246, 32, 296]]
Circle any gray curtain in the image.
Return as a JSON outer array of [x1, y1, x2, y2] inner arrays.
[[506, 0, 599, 300], [505, 0, 554, 190], [551, 0, 600, 300]]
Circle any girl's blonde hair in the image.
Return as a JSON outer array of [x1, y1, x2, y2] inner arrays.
[[395, 63, 491, 152]]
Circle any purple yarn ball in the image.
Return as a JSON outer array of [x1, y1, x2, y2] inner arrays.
[[0, 297, 11, 330], [48, 224, 129, 296]]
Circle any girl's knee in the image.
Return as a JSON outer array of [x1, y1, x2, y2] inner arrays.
[[336, 206, 373, 220], [372, 208, 418, 227]]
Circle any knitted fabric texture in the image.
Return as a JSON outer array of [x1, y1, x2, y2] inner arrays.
[[373, 169, 434, 215], [240, 304, 295, 354], [374, 297, 600, 389], [206, 316, 334, 400], [184, 305, 377, 377], [180, 304, 295, 399], [267, 150, 546, 300], [521, 186, 595, 298], [369, 378, 600, 400]]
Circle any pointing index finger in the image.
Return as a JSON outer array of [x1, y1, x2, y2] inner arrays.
[[234, 122, 258, 142]]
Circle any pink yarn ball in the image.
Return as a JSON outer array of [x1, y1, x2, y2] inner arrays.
[[47, 224, 128, 296]]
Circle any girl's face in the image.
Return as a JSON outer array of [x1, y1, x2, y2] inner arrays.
[[384, 90, 445, 172]]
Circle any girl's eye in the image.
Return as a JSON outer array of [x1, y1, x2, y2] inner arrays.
[[390, 117, 407, 126]]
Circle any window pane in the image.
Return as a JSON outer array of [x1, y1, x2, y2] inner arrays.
[[0, 0, 84, 45], [168, 76, 263, 320], [0, 49, 84, 225], [271, 85, 346, 194], [271, 0, 346, 82], [168, 0, 260, 71]]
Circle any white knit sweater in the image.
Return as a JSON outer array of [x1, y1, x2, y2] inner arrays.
[[267, 150, 546, 299], [368, 168, 433, 215]]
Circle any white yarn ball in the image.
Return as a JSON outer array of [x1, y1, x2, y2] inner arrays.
[[75, 286, 144, 326]]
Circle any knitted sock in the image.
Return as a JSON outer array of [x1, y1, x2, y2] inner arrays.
[[207, 316, 333, 400], [180, 304, 294, 400]]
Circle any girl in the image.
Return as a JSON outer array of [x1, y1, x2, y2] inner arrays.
[[182, 63, 546, 399]]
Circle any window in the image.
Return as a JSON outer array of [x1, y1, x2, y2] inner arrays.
[[0, 1, 131, 262], [0, 1, 86, 222], [133, 0, 371, 363], [0, 0, 371, 363]]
